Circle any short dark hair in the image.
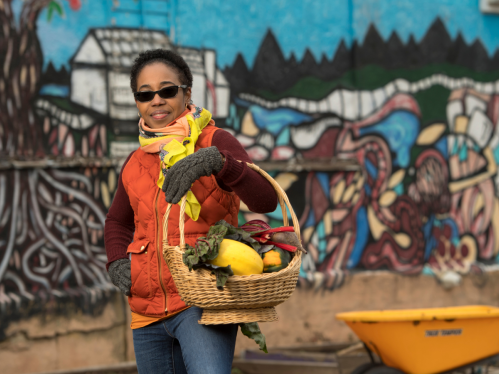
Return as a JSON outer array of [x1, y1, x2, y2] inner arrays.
[[130, 49, 193, 92]]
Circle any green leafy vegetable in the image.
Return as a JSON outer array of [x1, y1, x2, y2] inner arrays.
[[215, 220, 264, 252], [183, 224, 228, 270], [240, 322, 268, 353], [182, 224, 234, 289], [192, 263, 233, 289]]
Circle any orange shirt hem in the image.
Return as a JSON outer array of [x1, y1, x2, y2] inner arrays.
[[131, 306, 191, 329]]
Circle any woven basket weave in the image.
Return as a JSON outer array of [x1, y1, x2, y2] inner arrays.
[[162, 163, 302, 325]]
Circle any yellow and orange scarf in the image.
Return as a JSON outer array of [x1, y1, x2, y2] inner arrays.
[[138, 105, 214, 221]]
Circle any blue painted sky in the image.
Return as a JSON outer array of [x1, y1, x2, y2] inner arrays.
[[32, 0, 499, 70]]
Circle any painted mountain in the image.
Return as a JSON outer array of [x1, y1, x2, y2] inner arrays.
[[224, 18, 499, 95]]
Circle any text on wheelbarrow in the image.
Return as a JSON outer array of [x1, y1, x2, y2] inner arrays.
[[425, 329, 462, 337]]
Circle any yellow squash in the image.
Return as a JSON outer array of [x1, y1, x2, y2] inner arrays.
[[208, 239, 263, 275]]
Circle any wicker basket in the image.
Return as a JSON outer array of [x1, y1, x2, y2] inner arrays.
[[162, 163, 302, 324]]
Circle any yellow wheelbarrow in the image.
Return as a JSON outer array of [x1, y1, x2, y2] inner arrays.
[[336, 306, 499, 374]]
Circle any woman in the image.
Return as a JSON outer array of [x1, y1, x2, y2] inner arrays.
[[104, 49, 277, 374]]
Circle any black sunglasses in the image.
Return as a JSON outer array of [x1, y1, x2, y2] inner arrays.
[[133, 85, 188, 102]]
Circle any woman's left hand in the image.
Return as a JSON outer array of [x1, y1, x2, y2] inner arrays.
[[162, 146, 224, 204]]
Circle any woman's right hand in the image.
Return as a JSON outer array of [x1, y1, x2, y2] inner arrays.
[[108, 258, 132, 296]]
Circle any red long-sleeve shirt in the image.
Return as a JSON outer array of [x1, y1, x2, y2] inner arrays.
[[104, 130, 278, 268]]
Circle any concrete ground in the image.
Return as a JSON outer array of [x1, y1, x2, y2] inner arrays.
[[3, 269, 498, 374]]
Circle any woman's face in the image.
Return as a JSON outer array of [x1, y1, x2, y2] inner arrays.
[[135, 62, 191, 129]]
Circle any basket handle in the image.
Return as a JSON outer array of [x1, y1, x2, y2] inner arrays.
[[161, 162, 301, 248], [162, 195, 187, 248], [245, 163, 301, 241]]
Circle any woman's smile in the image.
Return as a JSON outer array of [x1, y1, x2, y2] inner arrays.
[[150, 110, 170, 120]]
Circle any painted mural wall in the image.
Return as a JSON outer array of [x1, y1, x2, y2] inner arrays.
[[2, 0, 499, 334]]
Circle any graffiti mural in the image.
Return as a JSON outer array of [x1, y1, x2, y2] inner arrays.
[[3, 0, 499, 335], [0, 0, 232, 334], [223, 21, 499, 289]]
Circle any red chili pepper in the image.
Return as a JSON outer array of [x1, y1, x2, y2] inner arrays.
[[258, 226, 295, 235], [265, 241, 297, 252]]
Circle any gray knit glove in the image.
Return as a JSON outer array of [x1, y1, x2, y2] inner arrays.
[[162, 146, 224, 204], [108, 258, 132, 296]]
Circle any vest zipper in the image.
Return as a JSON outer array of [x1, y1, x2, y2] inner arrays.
[[155, 189, 168, 312]]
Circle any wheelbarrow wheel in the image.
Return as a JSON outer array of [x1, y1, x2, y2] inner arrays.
[[351, 363, 383, 374], [363, 365, 405, 374]]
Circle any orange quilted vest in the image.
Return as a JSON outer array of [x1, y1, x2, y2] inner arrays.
[[122, 125, 240, 317]]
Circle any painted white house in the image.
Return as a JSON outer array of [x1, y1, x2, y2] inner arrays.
[[69, 27, 230, 135]]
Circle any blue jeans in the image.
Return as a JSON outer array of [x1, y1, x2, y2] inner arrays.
[[132, 307, 238, 374]]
